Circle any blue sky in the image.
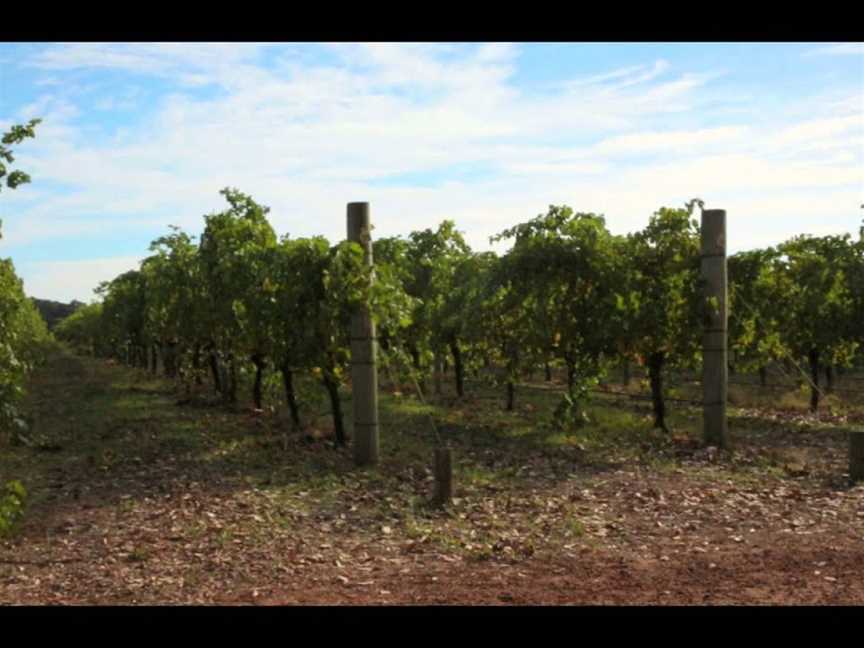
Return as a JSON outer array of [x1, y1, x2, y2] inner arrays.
[[1, 42, 862, 302]]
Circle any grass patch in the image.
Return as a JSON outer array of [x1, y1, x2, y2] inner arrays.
[[564, 516, 587, 537]]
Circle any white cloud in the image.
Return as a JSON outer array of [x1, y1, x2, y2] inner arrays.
[[606, 59, 671, 91], [829, 92, 864, 116], [765, 114, 863, 151], [803, 43, 864, 57], [27, 43, 267, 89], [16, 94, 79, 124], [560, 62, 656, 89], [17, 256, 143, 302], [589, 126, 750, 157]]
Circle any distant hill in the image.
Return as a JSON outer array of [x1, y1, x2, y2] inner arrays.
[[31, 298, 85, 330]]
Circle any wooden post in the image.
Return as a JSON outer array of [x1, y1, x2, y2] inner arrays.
[[850, 430, 864, 484], [433, 447, 453, 506], [701, 208, 728, 448], [348, 202, 380, 466]]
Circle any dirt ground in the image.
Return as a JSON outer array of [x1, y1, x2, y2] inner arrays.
[[1, 351, 862, 605]]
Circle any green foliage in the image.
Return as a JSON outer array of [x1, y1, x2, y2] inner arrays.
[[550, 392, 591, 430], [0, 479, 27, 536], [0, 258, 53, 438], [613, 206, 703, 430], [55, 303, 104, 355], [728, 233, 863, 396], [406, 221, 472, 360], [199, 188, 278, 357], [143, 227, 203, 349], [493, 206, 625, 414], [0, 119, 51, 441], [623, 207, 702, 366], [0, 119, 41, 198], [773, 234, 859, 367], [848, 231, 864, 357], [461, 252, 534, 393], [30, 298, 85, 330], [98, 270, 148, 357], [371, 222, 475, 393], [728, 247, 785, 371]]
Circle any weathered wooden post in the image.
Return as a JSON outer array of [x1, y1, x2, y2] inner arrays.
[[433, 447, 453, 506], [348, 202, 380, 466], [850, 430, 864, 484], [701, 208, 728, 448]]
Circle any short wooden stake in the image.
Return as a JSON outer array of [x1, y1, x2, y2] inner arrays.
[[850, 430, 864, 484], [433, 447, 453, 506]]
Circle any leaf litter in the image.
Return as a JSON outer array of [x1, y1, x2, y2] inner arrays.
[[1, 352, 863, 604]]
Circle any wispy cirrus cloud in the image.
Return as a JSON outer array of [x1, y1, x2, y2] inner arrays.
[[26, 42, 270, 87], [803, 43, 864, 57]]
